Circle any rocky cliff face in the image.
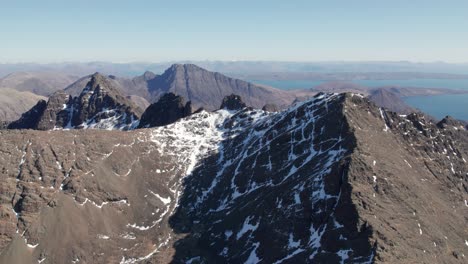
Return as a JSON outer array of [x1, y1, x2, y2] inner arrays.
[[8, 73, 142, 131], [0, 93, 466, 263]]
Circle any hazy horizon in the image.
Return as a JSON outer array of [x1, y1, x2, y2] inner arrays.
[[2, 0, 468, 63]]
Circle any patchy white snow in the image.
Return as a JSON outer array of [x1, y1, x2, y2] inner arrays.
[[237, 216, 259, 240], [245, 242, 261, 264], [97, 234, 110, 240], [225, 230, 233, 239], [379, 108, 389, 132], [404, 159, 412, 168], [27, 243, 39, 248], [337, 249, 352, 264], [148, 190, 171, 205]]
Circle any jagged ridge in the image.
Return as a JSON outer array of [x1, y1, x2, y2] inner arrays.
[[0, 93, 466, 263]]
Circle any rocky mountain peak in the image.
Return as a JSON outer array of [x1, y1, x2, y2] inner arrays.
[[138, 92, 192, 128], [142, 70, 156, 80], [368, 88, 415, 114], [81, 72, 120, 96], [146, 64, 296, 110], [220, 94, 247, 110], [436, 115, 466, 130], [8, 74, 141, 131]]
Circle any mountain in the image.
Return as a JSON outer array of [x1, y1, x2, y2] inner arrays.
[[0, 72, 79, 96], [367, 88, 415, 114], [64, 72, 153, 99], [0, 89, 46, 121], [0, 93, 466, 263], [8, 73, 142, 130], [63, 64, 300, 111], [145, 64, 297, 110]]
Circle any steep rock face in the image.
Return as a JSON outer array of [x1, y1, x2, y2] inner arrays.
[[138, 93, 192, 128], [69, 73, 142, 129], [0, 93, 466, 263], [7, 100, 48, 129], [172, 93, 373, 263], [8, 73, 142, 131], [0, 89, 47, 122], [343, 98, 468, 263]]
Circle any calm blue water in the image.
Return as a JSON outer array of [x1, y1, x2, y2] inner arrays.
[[403, 94, 468, 120], [250, 79, 468, 121]]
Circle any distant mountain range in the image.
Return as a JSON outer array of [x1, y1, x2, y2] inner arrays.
[[1, 64, 468, 127], [64, 64, 298, 110], [0, 72, 79, 96], [2, 61, 468, 77]]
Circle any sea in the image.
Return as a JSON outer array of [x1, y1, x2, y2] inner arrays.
[[249, 79, 468, 121]]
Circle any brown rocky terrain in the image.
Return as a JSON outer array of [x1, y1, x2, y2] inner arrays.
[[0, 93, 466, 263]]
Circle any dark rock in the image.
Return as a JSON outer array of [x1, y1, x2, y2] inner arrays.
[[436, 115, 465, 129], [8, 100, 47, 129], [138, 93, 192, 128], [261, 103, 279, 112], [0, 121, 11, 129], [220, 94, 246, 111]]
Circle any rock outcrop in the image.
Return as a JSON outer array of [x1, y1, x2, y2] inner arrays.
[[219, 94, 247, 111], [138, 93, 192, 128], [261, 103, 279, 112]]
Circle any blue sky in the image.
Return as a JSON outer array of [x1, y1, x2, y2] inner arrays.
[[1, 0, 467, 63]]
